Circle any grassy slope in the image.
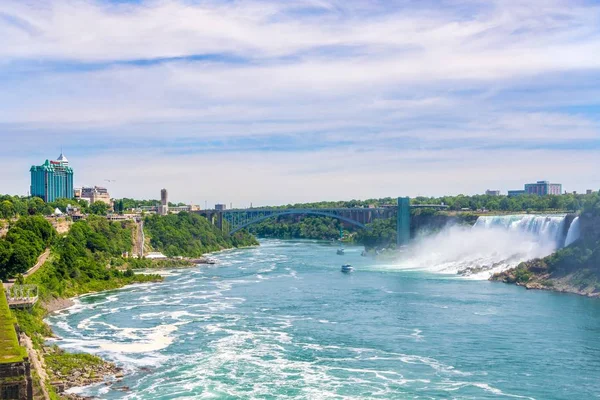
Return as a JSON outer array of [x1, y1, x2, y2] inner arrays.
[[0, 287, 26, 364]]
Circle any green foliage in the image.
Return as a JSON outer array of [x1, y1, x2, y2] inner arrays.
[[126, 257, 194, 269], [544, 238, 600, 276], [11, 306, 53, 348], [0, 195, 92, 218], [25, 216, 161, 299], [411, 193, 596, 213], [582, 193, 600, 217], [355, 218, 397, 249], [45, 349, 105, 379], [250, 215, 343, 240], [0, 287, 26, 364], [514, 266, 533, 283], [144, 212, 258, 257], [89, 201, 110, 215], [0, 216, 55, 281]]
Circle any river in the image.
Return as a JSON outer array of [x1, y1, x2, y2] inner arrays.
[[48, 239, 600, 399]]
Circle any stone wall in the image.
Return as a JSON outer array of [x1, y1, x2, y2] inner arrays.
[[0, 360, 32, 400]]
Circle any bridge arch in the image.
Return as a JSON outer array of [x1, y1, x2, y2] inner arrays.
[[227, 209, 368, 235]]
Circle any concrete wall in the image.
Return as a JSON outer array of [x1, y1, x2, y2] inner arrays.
[[0, 360, 32, 400]]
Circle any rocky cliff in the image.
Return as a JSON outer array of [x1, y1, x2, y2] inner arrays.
[[490, 215, 600, 297]]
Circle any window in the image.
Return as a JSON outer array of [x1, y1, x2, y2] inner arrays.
[[1, 384, 20, 399]]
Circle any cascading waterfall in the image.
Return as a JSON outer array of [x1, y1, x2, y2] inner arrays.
[[564, 217, 580, 247], [473, 215, 567, 248], [393, 214, 572, 280]]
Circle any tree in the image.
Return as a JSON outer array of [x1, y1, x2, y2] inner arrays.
[[0, 200, 14, 219], [27, 197, 47, 215], [90, 201, 109, 215]]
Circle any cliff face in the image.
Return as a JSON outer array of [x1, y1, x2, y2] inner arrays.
[[411, 213, 476, 237], [490, 214, 600, 297], [580, 215, 600, 241]]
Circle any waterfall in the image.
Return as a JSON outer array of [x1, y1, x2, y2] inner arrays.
[[473, 215, 567, 248], [564, 217, 580, 247], [392, 214, 570, 280]]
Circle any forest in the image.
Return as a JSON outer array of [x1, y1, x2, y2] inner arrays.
[[24, 216, 160, 298], [0, 216, 55, 280], [144, 212, 258, 257]]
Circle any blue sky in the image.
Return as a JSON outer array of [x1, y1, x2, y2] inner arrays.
[[1, 0, 599, 205]]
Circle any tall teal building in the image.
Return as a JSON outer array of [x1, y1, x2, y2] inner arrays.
[[30, 153, 74, 202]]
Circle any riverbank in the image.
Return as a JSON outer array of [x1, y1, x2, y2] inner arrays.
[[490, 258, 600, 298], [32, 250, 231, 398], [14, 276, 164, 399], [490, 213, 600, 298]]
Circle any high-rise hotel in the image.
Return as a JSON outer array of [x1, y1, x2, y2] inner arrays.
[[30, 153, 74, 202]]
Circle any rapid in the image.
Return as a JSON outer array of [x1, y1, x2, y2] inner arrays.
[[46, 216, 599, 400]]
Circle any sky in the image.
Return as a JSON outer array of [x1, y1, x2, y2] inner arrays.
[[1, 0, 600, 206]]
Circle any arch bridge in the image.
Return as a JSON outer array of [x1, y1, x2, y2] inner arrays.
[[196, 198, 447, 246]]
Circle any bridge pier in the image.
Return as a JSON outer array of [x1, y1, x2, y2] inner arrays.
[[397, 197, 410, 247]]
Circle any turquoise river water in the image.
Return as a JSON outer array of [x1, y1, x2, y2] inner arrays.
[[48, 239, 600, 399]]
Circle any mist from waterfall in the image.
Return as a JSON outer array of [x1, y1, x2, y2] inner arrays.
[[394, 214, 570, 280]]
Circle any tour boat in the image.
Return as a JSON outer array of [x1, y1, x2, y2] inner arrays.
[[341, 264, 354, 273], [337, 248, 345, 255]]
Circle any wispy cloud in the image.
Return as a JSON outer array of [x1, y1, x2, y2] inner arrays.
[[0, 0, 599, 201]]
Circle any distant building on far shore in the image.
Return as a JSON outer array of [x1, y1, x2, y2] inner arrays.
[[508, 180, 562, 197], [524, 181, 562, 196], [159, 189, 169, 215], [215, 204, 227, 211], [30, 152, 74, 202], [78, 186, 112, 206], [485, 190, 500, 196], [587, 189, 593, 195]]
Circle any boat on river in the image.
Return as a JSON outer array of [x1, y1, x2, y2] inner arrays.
[[341, 264, 354, 273], [337, 248, 345, 255]]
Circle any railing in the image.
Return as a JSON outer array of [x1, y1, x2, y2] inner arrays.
[[6, 285, 39, 309]]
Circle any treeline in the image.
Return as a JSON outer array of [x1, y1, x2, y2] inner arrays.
[[412, 192, 599, 212], [0, 216, 55, 280], [0, 195, 110, 218], [249, 215, 343, 240], [254, 192, 599, 213], [26, 216, 160, 298], [144, 212, 258, 257], [119, 198, 187, 210]]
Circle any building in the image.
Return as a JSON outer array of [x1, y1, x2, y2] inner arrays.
[[587, 190, 593, 195], [79, 186, 112, 206], [507, 180, 562, 197], [170, 205, 192, 213], [508, 190, 526, 197], [30, 153, 74, 202], [524, 181, 562, 196], [215, 204, 227, 211], [485, 190, 500, 196], [159, 189, 169, 216]]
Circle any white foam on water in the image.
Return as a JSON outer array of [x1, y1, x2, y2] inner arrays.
[[99, 324, 178, 353], [385, 215, 569, 279]]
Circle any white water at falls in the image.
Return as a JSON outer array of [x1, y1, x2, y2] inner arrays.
[[564, 217, 581, 247], [393, 214, 570, 280]]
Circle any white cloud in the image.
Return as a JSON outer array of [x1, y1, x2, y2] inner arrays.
[[0, 0, 599, 201]]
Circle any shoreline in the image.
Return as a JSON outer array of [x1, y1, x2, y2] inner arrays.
[[490, 277, 600, 298], [38, 246, 242, 397]]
